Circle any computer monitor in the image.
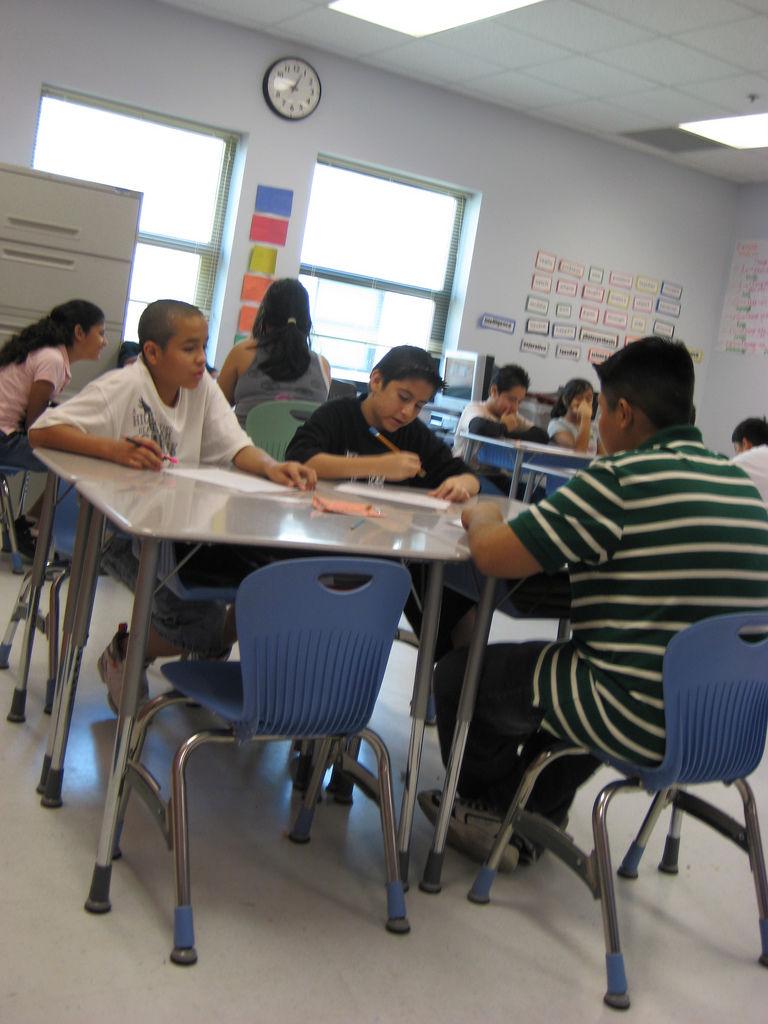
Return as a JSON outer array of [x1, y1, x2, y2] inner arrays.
[[437, 349, 495, 414]]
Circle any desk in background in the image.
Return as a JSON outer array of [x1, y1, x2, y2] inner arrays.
[[459, 431, 593, 500]]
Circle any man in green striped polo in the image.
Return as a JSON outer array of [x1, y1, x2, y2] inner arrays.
[[420, 336, 768, 868]]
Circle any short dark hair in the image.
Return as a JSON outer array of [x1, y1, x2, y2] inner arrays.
[[137, 299, 203, 352], [732, 417, 768, 447], [596, 336, 694, 430], [372, 345, 442, 393], [491, 364, 530, 393]]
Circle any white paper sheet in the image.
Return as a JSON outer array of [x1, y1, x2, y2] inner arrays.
[[336, 482, 451, 511], [169, 466, 292, 494]]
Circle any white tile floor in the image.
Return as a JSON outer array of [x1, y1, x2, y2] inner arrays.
[[1, 559, 767, 1023]]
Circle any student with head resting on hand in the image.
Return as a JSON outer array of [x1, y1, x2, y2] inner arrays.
[[0, 299, 108, 559], [217, 277, 331, 425], [30, 298, 316, 712], [419, 336, 768, 869], [547, 377, 604, 455], [286, 344, 480, 658], [732, 416, 768, 503]]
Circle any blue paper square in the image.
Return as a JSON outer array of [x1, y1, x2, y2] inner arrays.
[[255, 185, 293, 218]]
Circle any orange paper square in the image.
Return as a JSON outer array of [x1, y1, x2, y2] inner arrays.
[[241, 274, 272, 302], [238, 305, 258, 333]]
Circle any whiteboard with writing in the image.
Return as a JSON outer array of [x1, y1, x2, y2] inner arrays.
[[718, 240, 768, 355]]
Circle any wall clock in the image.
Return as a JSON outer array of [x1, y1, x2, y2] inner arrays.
[[263, 57, 321, 121]]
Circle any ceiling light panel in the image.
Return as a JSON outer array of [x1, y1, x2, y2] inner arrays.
[[328, 1, 546, 38]]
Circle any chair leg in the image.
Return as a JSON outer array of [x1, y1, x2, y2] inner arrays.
[[326, 735, 360, 804], [290, 739, 316, 792], [733, 778, 768, 966], [617, 788, 672, 879], [0, 571, 32, 667], [290, 736, 335, 842], [659, 797, 684, 875], [169, 729, 233, 965], [45, 569, 68, 714], [468, 743, 584, 905], [0, 474, 23, 574], [593, 779, 636, 1010], [357, 727, 409, 934]]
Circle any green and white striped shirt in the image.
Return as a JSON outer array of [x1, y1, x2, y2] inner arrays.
[[512, 426, 768, 764]]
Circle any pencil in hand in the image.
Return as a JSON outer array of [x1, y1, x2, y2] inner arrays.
[[368, 426, 426, 477]]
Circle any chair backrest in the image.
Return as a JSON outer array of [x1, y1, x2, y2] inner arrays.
[[622, 613, 768, 789], [234, 557, 411, 736], [244, 400, 320, 460]]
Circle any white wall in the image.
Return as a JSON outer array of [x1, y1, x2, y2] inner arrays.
[[1, 0, 743, 441], [697, 183, 768, 454]]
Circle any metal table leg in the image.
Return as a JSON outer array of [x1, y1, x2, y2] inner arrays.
[[39, 502, 104, 806], [7, 472, 56, 723], [396, 560, 444, 884], [86, 537, 159, 913], [420, 573, 497, 893]]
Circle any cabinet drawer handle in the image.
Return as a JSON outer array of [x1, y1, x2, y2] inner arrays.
[[7, 215, 80, 238], [1, 247, 76, 269]]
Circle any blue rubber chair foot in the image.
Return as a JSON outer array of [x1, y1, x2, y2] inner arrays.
[[616, 866, 638, 879], [468, 865, 496, 904]]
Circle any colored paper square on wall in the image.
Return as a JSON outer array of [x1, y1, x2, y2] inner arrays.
[[250, 214, 289, 246], [255, 185, 294, 218], [241, 274, 272, 302], [249, 246, 277, 274], [238, 305, 259, 333]]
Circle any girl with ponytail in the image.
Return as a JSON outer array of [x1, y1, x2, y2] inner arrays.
[[218, 278, 330, 425], [0, 298, 106, 552]]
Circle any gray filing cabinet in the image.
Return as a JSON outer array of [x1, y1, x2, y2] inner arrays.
[[0, 162, 141, 396]]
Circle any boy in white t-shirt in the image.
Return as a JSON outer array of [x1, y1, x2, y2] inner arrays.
[[31, 299, 315, 710], [732, 416, 768, 503]]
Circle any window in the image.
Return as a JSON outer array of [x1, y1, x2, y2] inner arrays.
[[300, 159, 467, 381], [32, 88, 237, 344]]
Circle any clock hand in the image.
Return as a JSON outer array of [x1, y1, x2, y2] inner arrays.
[[274, 77, 299, 93]]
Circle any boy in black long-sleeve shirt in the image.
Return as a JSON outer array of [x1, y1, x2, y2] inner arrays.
[[286, 345, 478, 502], [287, 345, 479, 655]]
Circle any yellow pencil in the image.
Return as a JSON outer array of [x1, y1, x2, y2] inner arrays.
[[369, 426, 426, 477]]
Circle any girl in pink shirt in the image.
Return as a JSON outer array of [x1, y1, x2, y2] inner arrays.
[[0, 299, 107, 554]]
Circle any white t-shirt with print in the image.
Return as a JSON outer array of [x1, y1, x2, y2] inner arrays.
[[34, 356, 251, 466]]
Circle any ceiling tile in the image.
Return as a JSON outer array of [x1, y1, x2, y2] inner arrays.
[[367, 40, 505, 85], [498, 0, 654, 52], [435, 22, 573, 68], [533, 98, 653, 133], [597, 38, 741, 86], [270, 8, 405, 56], [610, 87, 733, 124], [159, 0, 316, 29], [678, 16, 768, 71], [526, 55, 655, 97], [465, 70, 586, 109], [682, 73, 768, 113], [581, 0, 754, 34]]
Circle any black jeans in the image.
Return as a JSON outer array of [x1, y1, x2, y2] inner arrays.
[[434, 642, 601, 821]]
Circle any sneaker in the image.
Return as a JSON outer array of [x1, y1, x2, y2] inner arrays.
[[417, 789, 519, 872], [97, 623, 149, 714], [13, 516, 36, 561]]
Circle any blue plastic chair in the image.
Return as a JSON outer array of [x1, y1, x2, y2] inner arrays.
[[468, 612, 768, 1010], [244, 399, 319, 460], [0, 481, 79, 713], [0, 467, 30, 574], [114, 556, 412, 964]]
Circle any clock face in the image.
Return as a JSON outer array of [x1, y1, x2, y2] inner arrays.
[[263, 57, 321, 121]]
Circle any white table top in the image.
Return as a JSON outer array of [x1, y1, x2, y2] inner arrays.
[[35, 449, 518, 562]]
